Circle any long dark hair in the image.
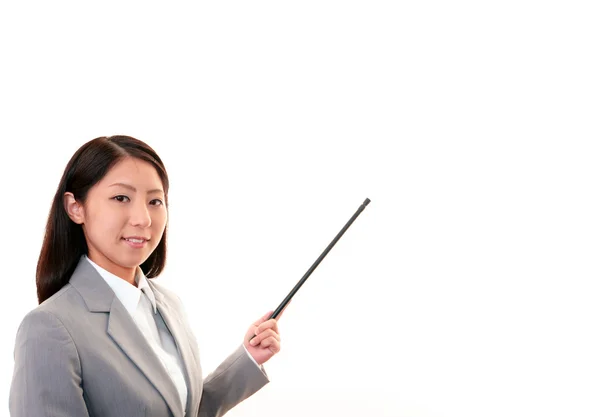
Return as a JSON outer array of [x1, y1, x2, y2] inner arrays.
[[36, 136, 170, 304]]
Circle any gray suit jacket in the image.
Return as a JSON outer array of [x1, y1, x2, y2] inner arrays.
[[9, 258, 269, 417]]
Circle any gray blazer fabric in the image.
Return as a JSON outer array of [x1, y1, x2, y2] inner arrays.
[[9, 258, 269, 417]]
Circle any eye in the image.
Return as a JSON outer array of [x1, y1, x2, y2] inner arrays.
[[150, 199, 164, 206], [112, 195, 130, 203]]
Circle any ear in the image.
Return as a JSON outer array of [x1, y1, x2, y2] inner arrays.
[[64, 192, 85, 224]]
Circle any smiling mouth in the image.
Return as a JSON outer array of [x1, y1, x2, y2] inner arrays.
[[122, 237, 150, 244]]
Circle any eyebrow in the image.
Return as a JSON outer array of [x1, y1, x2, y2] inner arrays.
[[108, 182, 164, 194]]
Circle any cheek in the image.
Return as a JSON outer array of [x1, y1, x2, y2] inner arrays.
[[86, 211, 126, 241], [152, 211, 168, 232]]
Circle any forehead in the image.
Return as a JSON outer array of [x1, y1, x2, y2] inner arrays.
[[98, 158, 164, 191]]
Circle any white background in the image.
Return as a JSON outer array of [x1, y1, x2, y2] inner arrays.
[[1, 1, 599, 416]]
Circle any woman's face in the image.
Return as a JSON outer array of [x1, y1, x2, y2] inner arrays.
[[65, 157, 167, 282]]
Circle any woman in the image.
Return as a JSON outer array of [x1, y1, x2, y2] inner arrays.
[[9, 136, 281, 417]]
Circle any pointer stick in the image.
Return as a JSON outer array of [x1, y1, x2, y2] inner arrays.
[[250, 198, 371, 341]]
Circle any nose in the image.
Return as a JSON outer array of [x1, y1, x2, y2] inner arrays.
[[129, 200, 152, 228]]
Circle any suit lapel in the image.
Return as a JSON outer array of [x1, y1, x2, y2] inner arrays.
[[153, 290, 198, 416], [107, 298, 184, 417], [69, 257, 184, 417]]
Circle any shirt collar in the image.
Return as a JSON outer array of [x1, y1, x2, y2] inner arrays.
[[136, 270, 158, 314], [84, 255, 157, 315]]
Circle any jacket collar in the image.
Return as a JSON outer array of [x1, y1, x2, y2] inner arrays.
[[68, 256, 186, 417], [68, 256, 114, 313]]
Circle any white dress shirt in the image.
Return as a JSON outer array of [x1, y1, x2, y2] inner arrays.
[[84, 255, 261, 415]]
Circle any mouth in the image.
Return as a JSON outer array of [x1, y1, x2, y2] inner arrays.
[[122, 237, 150, 247]]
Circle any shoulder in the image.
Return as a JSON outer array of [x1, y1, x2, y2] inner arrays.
[[14, 299, 79, 361], [18, 284, 72, 329], [36, 282, 86, 318], [17, 308, 67, 338], [16, 283, 86, 343]]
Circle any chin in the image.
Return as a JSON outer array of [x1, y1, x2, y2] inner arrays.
[[117, 253, 151, 269]]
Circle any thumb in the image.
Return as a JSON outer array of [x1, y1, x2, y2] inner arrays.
[[254, 310, 274, 326]]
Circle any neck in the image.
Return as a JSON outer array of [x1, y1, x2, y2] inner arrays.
[[86, 253, 137, 286]]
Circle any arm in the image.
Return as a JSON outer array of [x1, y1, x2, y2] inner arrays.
[[198, 344, 269, 417], [198, 310, 284, 417], [150, 283, 273, 417], [9, 309, 90, 417]]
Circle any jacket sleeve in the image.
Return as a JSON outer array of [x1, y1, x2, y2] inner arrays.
[[198, 344, 269, 417], [9, 309, 90, 417]]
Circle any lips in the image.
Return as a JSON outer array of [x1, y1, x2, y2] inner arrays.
[[122, 236, 150, 243], [122, 236, 149, 249]]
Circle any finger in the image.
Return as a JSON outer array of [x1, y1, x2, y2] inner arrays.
[[256, 319, 279, 335], [250, 328, 280, 345], [257, 336, 281, 353], [249, 329, 279, 346], [246, 311, 274, 340]]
